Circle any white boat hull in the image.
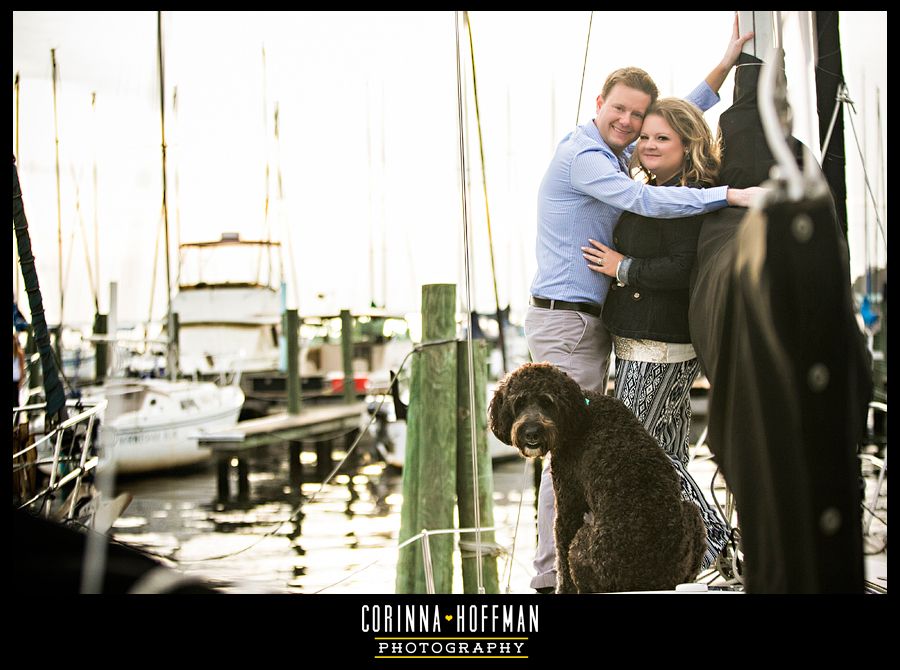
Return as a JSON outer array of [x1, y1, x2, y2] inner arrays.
[[86, 379, 244, 475], [110, 400, 242, 474]]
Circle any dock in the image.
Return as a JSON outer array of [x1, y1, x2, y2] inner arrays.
[[197, 401, 368, 500]]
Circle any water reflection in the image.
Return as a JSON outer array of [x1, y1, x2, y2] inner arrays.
[[111, 447, 539, 594]]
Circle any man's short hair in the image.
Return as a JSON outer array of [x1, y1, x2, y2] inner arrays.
[[601, 67, 659, 106]]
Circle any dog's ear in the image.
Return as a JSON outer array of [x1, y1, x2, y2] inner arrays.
[[488, 377, 513, 445], [557, 371, 591, 438]]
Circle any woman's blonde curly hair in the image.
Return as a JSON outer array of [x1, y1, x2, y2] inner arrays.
[[630, 97, 721, 188]]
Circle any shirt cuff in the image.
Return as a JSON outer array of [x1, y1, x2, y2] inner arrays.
[[686, 81, 720, 113], [704, 185, 729, 207], [616, 257, 633, 286]]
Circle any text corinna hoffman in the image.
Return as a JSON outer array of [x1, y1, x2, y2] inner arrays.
[[361, 604, 539, 633]]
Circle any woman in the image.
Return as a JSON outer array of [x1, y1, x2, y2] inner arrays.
[[582, 97, 730, 570]]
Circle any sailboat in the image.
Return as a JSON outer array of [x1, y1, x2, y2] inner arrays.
[[685, 11, 875, 593], [84, 377, 244, 474], [81, 12, 245, 475]]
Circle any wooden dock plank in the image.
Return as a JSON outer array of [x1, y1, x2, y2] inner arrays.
[[198, 402, 367, 452]]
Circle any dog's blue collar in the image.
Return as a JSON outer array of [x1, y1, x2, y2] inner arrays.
[[584, 397, 590, 406]]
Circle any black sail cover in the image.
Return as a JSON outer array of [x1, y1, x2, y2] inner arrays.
[[13, 157, 68, 426], [689, 54, 872, 592]]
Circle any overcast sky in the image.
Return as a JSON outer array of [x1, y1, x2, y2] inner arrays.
[[12, 11, 886, 328]]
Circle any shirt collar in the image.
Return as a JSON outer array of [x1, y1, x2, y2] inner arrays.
[[584, 119, 630, 173]]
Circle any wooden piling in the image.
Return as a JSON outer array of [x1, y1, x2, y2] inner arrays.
[[171, 311, 180, 371], [285, 309, 301, 415], [93, 313, 107, 383], [286, 309, 302, 484], [289, 441, 303, 489], [316, 439, 332, 481], [237, 458, 250, 500], [456, 339, 499, 593], [216, 458, 230, 501], [340, 309, 355, 404], [395, 352, 423, 593], [396, 284, 457, 593]]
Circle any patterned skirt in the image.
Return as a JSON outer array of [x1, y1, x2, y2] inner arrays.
[[614, 357, 730, 570]]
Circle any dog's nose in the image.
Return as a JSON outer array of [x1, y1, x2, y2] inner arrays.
[[524, 425, 540, 442]]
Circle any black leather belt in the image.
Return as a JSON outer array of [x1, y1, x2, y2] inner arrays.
[[530, 296, 602, 318]]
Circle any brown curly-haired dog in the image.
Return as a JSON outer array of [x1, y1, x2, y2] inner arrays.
[[489, 362, 706, 593]]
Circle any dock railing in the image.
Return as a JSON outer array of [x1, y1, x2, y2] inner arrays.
[[13, 398, 107, 520]]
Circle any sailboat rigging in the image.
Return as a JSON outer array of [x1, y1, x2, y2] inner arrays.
[[462, 11, 508, 374]]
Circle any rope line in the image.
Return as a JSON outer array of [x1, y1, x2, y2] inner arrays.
[[312, 524, 514, 594], [458, 9, 485, 595], [502, 457, 530, 593], [463, 11, 507, 375], [575, 11, 594, 127], [843, 92, 887, 244]]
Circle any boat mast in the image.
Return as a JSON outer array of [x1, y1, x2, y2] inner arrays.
[[91, 91, 102, 313], [14, 72, 21, 302], [258, 45, 271, 288], [875, 87, 884, 272], [366, 82, 375, 306], [51, 49, 64, 342], [861, 69, 869, 296], [379, 84, 387, 309], [173, 86, 183, 287], [365, 82, 387, 308], [273, 102, 298, 310], [158, 11, 177, 381]]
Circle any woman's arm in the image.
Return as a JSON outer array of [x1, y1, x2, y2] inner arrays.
[[583, 218, 702, 290]]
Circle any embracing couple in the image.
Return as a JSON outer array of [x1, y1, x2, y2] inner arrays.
[[526, 16, 762, 593]]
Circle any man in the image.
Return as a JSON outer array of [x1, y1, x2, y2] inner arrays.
[[526, 22, 760, 592]]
